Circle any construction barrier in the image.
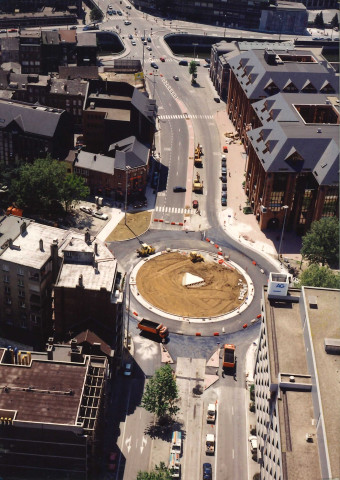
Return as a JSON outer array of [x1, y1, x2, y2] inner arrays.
[[196, 332, 201, 336], [243, 323, 248, 329], [218, 259, 224, 264], [206, 238, 210, 242], [154, 219, 159, 222], [159, 219, 164, 222], [257, 314, 261, 319], [252, 261, 256, 265], [213, 332, 219, 336], [171, 222, 176, 225], [133, 312, 138, 316], [217, 251, 223, 256], [215, 244, 219, 249]]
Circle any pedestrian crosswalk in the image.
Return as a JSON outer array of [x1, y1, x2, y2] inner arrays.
[[161, 77, 177, 99], [158, 114, 214, 120], [155, 206, 203, 215]]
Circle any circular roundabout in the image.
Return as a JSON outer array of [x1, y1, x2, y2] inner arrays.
[[131, 250, 253, 322]]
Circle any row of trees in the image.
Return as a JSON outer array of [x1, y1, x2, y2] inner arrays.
[[314, 12, 338, 29]]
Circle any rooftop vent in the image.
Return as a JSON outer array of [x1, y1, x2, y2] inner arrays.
[[289, 375, 295, 382], [308, 296, 318, 309], [317, 128, 322, 133], [305, 433, 313, 443]]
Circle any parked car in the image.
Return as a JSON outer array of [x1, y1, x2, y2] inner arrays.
[[214, 97, 221, 103], [93, 212, 108, 220], [80, 205, 93, 214], [146, 46, 152, 51], [221, 174, 227, 183], [193, 200, 199, 209], [222, 183, 227, 192], [203, 462, 212, 480], [70, 25, 77, 30], [143, 40, 147, 45], [179, 60, 188, 66], [124, 363, 132, 376], [173, 75, 179, 81], [126, 4, 132, 8], [249, 435, 258, 453], [108, 452, 117, 471], [131, 40, 136, 46], [124, 20, 131, 25], [128, 34, 133, 39], [160, 57, 166, 62], [221, 166, 227, 175], [141, 36, 145, 41], [147, 36, 151, 42], [221, 156, 226, 167], [117, 10, 122, 15], [173, 186, 186, 192], [221, 194, 227, 206], [8, 29, 18, 32], [108, 10, 113, 14], [151, 62, 159, 69]]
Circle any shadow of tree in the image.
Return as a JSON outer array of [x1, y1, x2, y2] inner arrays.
[[144, 419, 185, 440]]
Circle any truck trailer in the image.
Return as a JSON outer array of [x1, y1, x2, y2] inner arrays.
[[223, 344, 236, 369], [137, 319, 169, 338]]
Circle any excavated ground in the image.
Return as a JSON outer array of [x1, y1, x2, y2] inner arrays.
[[136, 252, 246, 317]]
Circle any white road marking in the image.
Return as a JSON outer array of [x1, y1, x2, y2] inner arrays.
[[125, 436, 132, 454], [140, 436, 148, 454]]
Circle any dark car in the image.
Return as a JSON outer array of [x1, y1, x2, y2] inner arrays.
[[221, 194, 227, 206], [173, 75, 179, 81], [221, 174, 227, 183], [222, 183, 227, 192], [203, 463, 212, 480], [173, 186, 186, 192], [221, 166, 227, 175], [151, 62, 159, 69], [128, 34, 133, 39], [179, 60, 188, 66], [214, 97, 221, 103], [193, 199, 199, 209], [221, 155, 226, 166], [117, 10, 122, 15]]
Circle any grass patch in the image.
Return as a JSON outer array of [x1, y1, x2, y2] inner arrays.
[[106, 211, 152, 241]]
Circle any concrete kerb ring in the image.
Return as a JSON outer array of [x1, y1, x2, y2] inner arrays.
[[129, 248, 254, 323]]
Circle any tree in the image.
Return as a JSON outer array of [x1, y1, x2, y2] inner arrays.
[[141, 364, 180, 421], [330, 13, 339, 29], [301, 217, 339, 267], [189, 61, 197, 85], [137, 462, 172, 480], [314, 12, 324, 29], [298, 264, 340, 289], [90, 6, 103, 23], [11, 157, 89, 214]]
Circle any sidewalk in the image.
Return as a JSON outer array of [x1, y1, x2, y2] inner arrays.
[[213, 109, 302, 271], [245, 341, 260, 480]]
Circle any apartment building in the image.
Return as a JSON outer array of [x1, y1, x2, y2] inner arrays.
[[0, 339, 107, 480], [0, 99, 73, 166], [254, 276, 340, 480], [226, 48, 339, 234], [19, 30, 41, 74]]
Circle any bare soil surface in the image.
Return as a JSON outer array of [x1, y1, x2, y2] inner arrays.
[[136, 252, 245, 317], [106, 211, 152, 241]]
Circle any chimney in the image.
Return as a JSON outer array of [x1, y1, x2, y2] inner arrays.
[[39, 239, 44, 251], [93, 155, 96, 161], [20, 222, 27, 235], [94, 242, 98, 255], [78, 274, 83, 287], [48, 337, 54, 345], [85, 229, 91, 244], [46, 344, 54, 360], [94, 261, 99, 273], [50, 239, 59, 282], [71, 338, 78, 351]]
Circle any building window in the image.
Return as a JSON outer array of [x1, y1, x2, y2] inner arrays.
[[19, 300, 26, 308], [5, 297, 12, 305], [18, 289, 25, 298], [4, 286, 10, 294], [322, 188, 338, 217], [3, 275, 10, 283], [17, 267, 24, 276], [21, 314, 27, 328], [18, 278, 24, 287], [2, 264, 9, 272], [30, 313, 40, 325], [299, 189, 314, 225]]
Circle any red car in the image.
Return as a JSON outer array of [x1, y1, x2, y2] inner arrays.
[[8, 29, 18, 32], [223, 146, 228, 153], [160, 57, 165, 62], [108, 452, 117, 471]]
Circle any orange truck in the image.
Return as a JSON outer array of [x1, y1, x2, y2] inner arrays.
[[137, 319, 169, 338], [223, 344, 236, 369]]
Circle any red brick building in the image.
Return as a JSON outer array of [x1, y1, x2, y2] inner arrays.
[[226, 48, 339, 234]]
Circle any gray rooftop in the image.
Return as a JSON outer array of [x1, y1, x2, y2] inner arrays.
[[247, 92, 339, 186], [110, 135, 150, 170], [41, 31, 60, 45], [0, 99, 65, 137], [76, 33, 97, 47], [50, 77, 88, 96], [131, 88, 157, 123], [228, 48, 338, 100], [0, 37, 19, 51], [59, 66, 99, 80]]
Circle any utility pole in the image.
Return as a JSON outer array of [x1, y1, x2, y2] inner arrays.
[[124, 165, 130, 225]]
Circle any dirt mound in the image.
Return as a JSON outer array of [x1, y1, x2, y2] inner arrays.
[[136, 252, 245, 317]]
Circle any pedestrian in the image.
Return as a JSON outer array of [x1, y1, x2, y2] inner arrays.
[[216, 369, 219, 376], [222, 370, 225, 378], [229, 172, 231, 177]]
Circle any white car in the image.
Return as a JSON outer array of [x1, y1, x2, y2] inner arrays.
[[131, 40, 136, 46], [249, 435, 258, 453], [124, 20, 131, 25], [124, 363, 132, 376], [93, 212, 108, 220], [108, 4, 113, 9], [80, 205, 93, 214], [146, 46, 152, 51]]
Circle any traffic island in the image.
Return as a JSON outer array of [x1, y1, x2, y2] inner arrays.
[[105, 210, 152, 241]]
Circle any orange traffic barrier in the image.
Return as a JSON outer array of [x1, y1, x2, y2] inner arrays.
[[206, 238, 210, 242], [257, 314, 261, 319], [215, 244, 219, 249], [179, 222, 184, 226], [159, 219, 164, 222], [217, 251, 223, 256], [243, 323, 248, 329], [154, 219, 159, 222], [213, 332, 219, 336], [218, 259, 224, 264], [196, 332, 201, 336], [252, 261, 256, 265], [133, 312, 138, 316]]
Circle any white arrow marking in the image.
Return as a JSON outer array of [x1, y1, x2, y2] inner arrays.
[[125, 436, 132, 453], [140, 436, 148, 454]]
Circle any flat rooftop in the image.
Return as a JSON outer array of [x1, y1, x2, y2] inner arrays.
[[304, 287, 340, 479], [264, 289, 307, 381], [278, 390, 320, 480], [0, 347, 87, 425]]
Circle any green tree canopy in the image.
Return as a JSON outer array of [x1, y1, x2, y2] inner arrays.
[[314, 11, 324, 29], [137, 462, 172, 480], [189, 61, 197, 84], [141, 364, 180, 421], [90, 6, 103, 23], [330, 13, 339, 29], [301, 217, 339, 267], [11, 157, 89, 214], [298, 264, 340, 289]]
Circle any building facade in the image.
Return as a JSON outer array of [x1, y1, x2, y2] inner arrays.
[[226, 48, 339, 234], [254, 277, 340, 480]]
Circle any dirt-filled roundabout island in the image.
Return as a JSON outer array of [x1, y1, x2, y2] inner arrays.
[[135, 251, 249, 318]]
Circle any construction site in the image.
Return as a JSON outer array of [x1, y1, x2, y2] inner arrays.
[[135, 251, 247, 318]]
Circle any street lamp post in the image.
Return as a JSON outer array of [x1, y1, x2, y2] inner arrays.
[[124, 165, 131, 225], [278, 205, 289, 260], [278, 15, 283, 41], [223, 15, 227, 37], [192, 43, 198, 60]]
